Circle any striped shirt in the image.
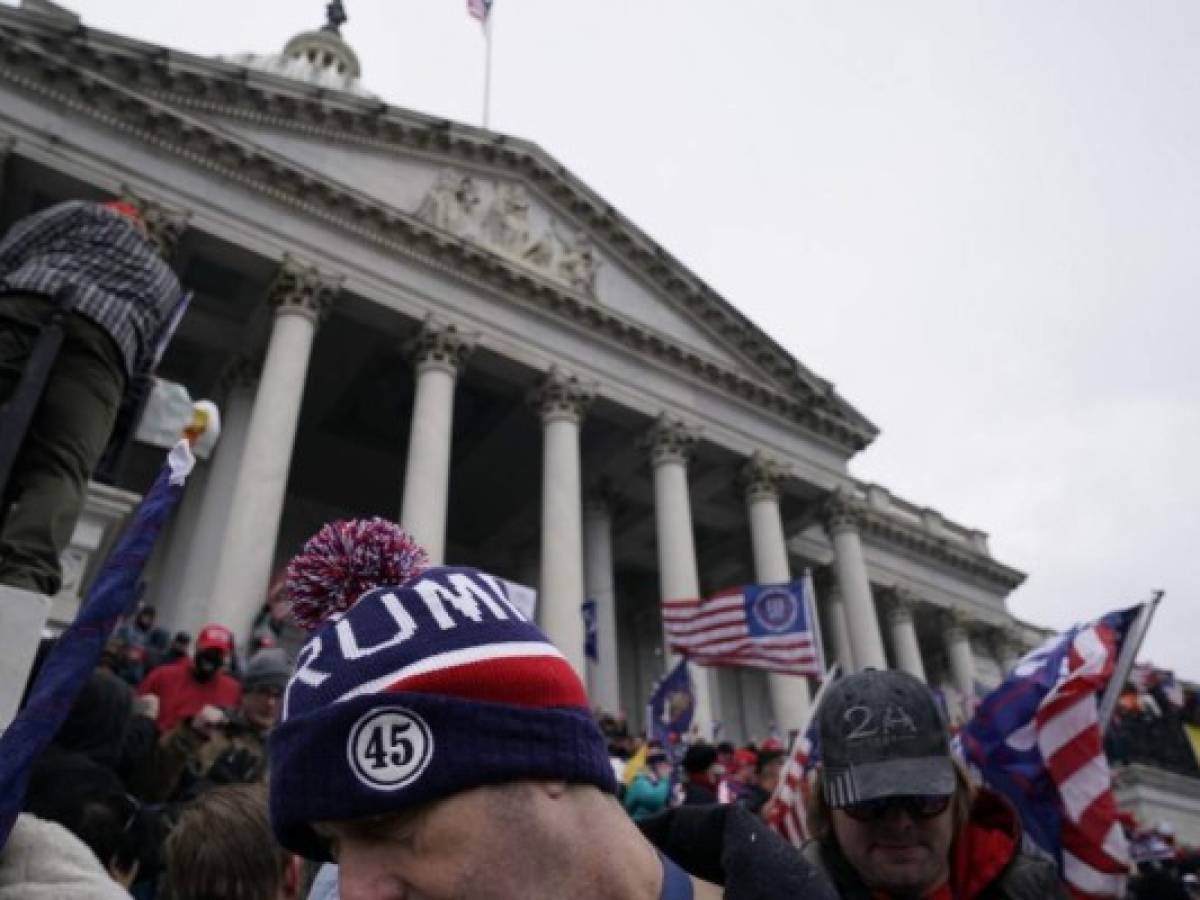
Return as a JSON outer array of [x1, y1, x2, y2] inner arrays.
[[0, 201, 181, 375]]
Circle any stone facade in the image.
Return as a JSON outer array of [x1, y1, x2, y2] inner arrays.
[[0, 1, 1044, 742]]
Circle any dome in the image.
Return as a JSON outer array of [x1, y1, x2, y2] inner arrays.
[[221, 2, 374, 97]]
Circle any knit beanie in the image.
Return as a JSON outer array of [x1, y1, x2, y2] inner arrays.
[[243, 648, 291, 693], [268, 519, 615, 860]]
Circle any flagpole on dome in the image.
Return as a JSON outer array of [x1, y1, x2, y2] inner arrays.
[[1097, 590, 1164, 733], [468, 0, 496, 128]]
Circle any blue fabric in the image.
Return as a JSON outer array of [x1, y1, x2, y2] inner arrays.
[[269, 567, 616, 861], [0, 460, 183, 846], [647, 658, 693, 749], [659, 851, 695, 900], [959, 605, 1140, 862], [743, 580, 810, 639], [583, 599, 598, 663]]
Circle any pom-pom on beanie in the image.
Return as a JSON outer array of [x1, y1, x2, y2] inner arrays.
[[269, 520, 615, 860]]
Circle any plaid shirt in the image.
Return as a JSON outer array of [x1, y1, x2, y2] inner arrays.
[[0, 200, 181, 376]]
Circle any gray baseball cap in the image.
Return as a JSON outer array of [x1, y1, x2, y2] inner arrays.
[[817, 669, 955, 808]]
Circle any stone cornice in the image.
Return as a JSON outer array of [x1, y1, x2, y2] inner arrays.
[[0, 12, 879, 455], [857, 504, 1026, 591]]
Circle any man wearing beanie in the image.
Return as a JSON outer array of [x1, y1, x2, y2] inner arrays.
[[269, 518, 837, 900]]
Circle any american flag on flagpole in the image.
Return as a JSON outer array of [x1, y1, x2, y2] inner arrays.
[[762, 663, 840, 847], [467, 0, 493, 24], [662, 578, 822, 676], [961, 605, 1152, 899]]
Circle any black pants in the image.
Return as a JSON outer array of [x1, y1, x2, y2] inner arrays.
[[0, 293, 126, 596]]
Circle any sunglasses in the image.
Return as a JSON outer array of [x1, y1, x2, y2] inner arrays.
[[841, 794, 951, 822]]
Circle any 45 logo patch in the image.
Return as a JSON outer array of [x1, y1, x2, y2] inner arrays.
[[347, 707, 433, 791]]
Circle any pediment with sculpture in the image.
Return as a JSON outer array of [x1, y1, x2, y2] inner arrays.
[[414, 169, 600, 298]]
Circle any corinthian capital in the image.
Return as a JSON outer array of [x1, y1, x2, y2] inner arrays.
[[407, 317, 475, 375], [824, 486, 865, 535], [119, 184, 191, 259], [530, 366, 594, 424], [740, 451, 792, 503], [269, 254, 342, 323], [641, 413, 700, 467]]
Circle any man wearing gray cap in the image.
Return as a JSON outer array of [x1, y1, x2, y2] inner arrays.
[[803, 669, 1065, 899]]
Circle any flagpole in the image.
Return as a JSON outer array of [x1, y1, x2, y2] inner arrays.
[[482, 9, 494, 129], [1098, 590, 1164, 733]]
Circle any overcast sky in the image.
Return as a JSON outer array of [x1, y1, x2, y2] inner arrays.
[[55, 0, 1199, 677]]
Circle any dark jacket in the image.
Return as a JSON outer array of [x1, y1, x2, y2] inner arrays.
[[640, 803, 838, 900], [801, 788, 1066, 900]]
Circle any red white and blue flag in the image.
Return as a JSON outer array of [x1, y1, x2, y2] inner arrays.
[[960, 606, 1141, 899], [467, 0, 493, 24], [663, 578, 823, 677], [763, 719, 820, 847]]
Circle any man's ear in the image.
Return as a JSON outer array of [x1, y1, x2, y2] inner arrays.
[[281, 854, 302, 899]]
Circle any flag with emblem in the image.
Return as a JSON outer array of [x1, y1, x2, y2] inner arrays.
[[960, 603, 1157, 899], [662, 574, 823, 676], [646, 657, 694, 749]]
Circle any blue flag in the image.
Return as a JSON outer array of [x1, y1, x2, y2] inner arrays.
[[582, 599, 598, 663], [647, 658, 693, 748], [0, 442, 194, 845]]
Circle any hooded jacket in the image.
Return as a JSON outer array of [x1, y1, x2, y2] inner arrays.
[[640, 803, 838, 900], [801, 787, 1066, 900], [0, 814, 130, 900]]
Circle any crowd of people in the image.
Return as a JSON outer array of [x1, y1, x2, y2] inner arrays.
[[2, 199, 1199, 898]]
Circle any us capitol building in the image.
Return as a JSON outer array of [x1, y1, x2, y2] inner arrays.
[[1, 0, 1050, 744]]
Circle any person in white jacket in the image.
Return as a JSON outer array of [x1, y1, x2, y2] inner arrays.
[[0, 813, 132, 899]]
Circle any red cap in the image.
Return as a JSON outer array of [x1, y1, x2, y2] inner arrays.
[[196, 624, 234, 655], [734, 748, 758, 769], [102, 200, 142, 223]]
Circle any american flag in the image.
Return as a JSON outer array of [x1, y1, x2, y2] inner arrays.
[[961, 606, 1142, 899], [662, 578, 823, 677], [467, 0, 493, 24], [763, 722, 820, 847]]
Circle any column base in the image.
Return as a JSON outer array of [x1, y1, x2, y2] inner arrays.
[[0, 585, 51, 733]]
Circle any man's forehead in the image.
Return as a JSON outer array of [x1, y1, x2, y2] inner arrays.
[[314, 809, 423, 840]]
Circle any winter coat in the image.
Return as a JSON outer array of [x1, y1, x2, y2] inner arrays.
[[801, 787, 1066, 900], [625, 773, 672, 820], [0, 814, 130, 899], [132, 709, 269, 803], [640, 803, 839, 900]]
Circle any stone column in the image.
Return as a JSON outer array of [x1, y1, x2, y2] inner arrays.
[[823, 580, 855, 672], [206, 257, 339, 637], [398, 319, 474, 565], [886, 589, 927, 682], [945, 609, 977, 717], [531, 368, 593, 679], [583, 491, 620, 713], [155, 357, 260, 634], [741, 451, 811, 734], [644, 414, 715, 737], [825, 489, 887, 671]]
